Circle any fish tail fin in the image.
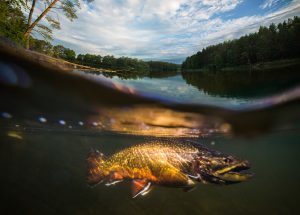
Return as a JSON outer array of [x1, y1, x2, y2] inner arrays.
[[86, 148, 106, 187]]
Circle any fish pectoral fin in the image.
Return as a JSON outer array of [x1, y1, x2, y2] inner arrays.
[[132, 179, 152, 198]]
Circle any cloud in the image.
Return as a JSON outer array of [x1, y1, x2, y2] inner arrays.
[[260, 0, 281, 9], [49, 0, 300, 63]]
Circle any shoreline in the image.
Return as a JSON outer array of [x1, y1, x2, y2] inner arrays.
[[24, 49, 117, 73], [181, 58, 300, 73], [0, 40, 116, 73]]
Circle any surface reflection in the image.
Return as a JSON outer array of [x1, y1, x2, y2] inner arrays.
[[87, 106, 230, 137], [182, 64, 300, 98]]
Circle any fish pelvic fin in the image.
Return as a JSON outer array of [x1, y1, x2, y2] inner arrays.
[[105, 171, 124, 186], [86, 148, 106, 187], [132, 179, 152, 198]]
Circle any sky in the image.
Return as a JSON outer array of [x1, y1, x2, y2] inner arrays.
[[49, 0, 300, 63]]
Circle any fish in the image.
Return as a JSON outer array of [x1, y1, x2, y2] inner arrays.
[[86, 142, 252, 198]]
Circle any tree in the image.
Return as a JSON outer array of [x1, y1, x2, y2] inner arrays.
[[64, 48, 76, 61], [0, 1, 27, 44], [30, 38, 53, 54], [53, 45, 76, 60], [214, 54, 223, 68], [53, 45, 65, 57], [102, 55, 116, 68], [23, 0, 81, 48], [182, 17, 300, 70], [147, 61, 179, 72]]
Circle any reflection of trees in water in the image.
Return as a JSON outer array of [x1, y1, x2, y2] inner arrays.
[[182, 65, 300, 98], [81, 60, 180, 80], [149, 70, 178, 79], [83, 70, 179, 80], [82, 70, 145, 80]]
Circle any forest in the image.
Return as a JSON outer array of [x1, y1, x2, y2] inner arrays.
[[0, 0, 178, 75], [182, 16, 300, 70]]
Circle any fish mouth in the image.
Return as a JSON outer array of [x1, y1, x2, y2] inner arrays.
[[214, 161, 252, 182]]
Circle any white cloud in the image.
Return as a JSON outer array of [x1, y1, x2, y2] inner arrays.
[[48, 0, 300, 62], [260, 0, 281, 9]]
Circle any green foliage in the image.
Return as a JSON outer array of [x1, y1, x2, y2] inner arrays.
[[60, 0, 81, 21], [0, 0, 83, 48], [53, 45, 76, 61], [28, 0, 80, 40], [45, 16, 61, 30], [29, 39, 75, 61], [146, 61, 179, 78], [76, 54, 150, 75], [30, 38, 53, 55], [35, 24, 53, 40], [147, 61, 179, 72], [0, 1, 27, 44], [27, 39, 176, 77], [182, 17, 300, 70]]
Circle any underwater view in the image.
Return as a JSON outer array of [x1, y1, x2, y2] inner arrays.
[[1, 0, 300, 215]]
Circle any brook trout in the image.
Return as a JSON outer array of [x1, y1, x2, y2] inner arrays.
[[87, 142, 252, 198]]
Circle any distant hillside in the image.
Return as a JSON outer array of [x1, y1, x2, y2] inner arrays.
[[182, 16, 300, 70]]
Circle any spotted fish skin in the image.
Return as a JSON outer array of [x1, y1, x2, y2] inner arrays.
[[107, 143, 197, 186], [86, 142, 251, 197]]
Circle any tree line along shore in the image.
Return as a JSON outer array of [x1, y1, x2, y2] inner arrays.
[[182, 16, 300, 71]]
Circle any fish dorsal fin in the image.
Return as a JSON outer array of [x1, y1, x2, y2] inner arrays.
[[132, 179, 152, 198]]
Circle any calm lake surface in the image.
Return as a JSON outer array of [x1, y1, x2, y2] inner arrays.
[[1, 68, 300, 215], [89, 74, 254, 106]]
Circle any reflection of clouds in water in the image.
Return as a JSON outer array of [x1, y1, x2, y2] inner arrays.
[[74, 70, 257, 107], [177, 86, 189, 93], [160, 86, 168, 91], [111, 75, 251, 106]]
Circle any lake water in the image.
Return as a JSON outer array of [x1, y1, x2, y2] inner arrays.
[[86, 73, 253, 106], [1, 61, 300, 214]]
